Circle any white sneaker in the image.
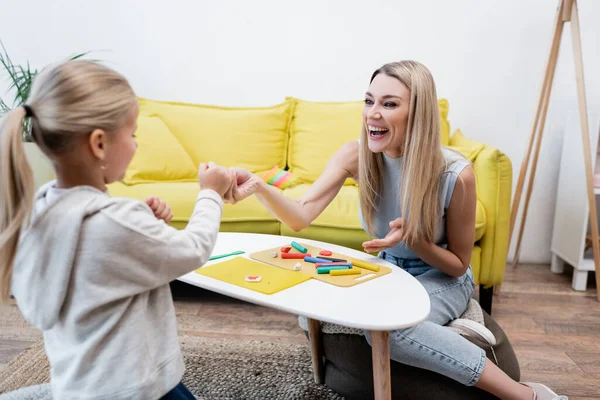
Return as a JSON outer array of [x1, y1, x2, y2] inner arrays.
[[447, 318, 497, 345], [522, 382, 568, 400]]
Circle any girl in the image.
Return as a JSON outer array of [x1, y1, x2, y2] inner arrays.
[[0, 60, 233, 399], [228, 61, 567, 400]]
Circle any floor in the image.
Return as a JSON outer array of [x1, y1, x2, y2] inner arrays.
[[0, 263, 598, 399]]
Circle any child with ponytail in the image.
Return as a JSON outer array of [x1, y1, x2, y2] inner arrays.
[[0, 60, 233, 400]]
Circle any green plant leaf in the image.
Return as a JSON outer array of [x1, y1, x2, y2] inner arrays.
[[15, 65, 33, 104], [68, 52, 90, 60], [0, 43, 19, 86], [0, 98, 10, 114], [0, 39, 95, 134]]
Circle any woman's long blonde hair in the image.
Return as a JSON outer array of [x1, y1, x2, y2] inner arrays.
[[0, 60, 137, 303], [359, 60, 446, 247]]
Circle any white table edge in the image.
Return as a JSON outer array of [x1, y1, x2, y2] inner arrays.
[[177, 272, 431, 332]]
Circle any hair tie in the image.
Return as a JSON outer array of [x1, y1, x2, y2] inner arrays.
[[22, 104, 34, 118]]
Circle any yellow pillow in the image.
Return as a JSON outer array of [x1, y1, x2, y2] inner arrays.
[[438, 98, 450, 146], [138, 97, 292, 173], [287, 98, 362, 186], [287, 97, 451, 185], [448, 129, 485, 161], [123, 115, 197, 184]]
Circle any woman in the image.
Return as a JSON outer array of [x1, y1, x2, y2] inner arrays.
[[228, 61, 565, 400]]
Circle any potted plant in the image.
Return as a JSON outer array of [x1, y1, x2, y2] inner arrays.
[[0, 40, 89, 189]]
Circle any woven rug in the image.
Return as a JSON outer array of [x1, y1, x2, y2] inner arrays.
[[0, 336, 344, 400]]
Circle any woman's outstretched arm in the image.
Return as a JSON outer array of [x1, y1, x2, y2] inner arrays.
[[234, 140, 359, 232]]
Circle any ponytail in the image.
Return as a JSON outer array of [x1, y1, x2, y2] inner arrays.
[[0, 107, 34, 303]]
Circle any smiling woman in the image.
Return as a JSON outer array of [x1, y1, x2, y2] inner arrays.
[[359, 62, 448, 254], [226, 60, 565, 399]]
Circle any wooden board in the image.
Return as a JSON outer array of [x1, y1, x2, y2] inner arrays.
[[249, 242, 392, 287]]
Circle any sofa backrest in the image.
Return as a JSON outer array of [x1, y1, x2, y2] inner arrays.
[[286, 97, 451, 185], [124, 96, 452, 185], [125, 97, 294, 185]]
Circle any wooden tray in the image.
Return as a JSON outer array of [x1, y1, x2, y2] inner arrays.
[[249, 242, 392, 287]]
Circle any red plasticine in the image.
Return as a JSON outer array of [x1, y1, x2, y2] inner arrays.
[[319, 250, 333, 256], [281, 253, 311, 259], [280, 246, 292, 253]]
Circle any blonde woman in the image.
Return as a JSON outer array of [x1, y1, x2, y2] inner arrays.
[[230, 61, 566, 400], [0, 60, 234, 399]]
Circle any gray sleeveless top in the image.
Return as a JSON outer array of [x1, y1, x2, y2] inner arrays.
[[358, 147, 470, 260]]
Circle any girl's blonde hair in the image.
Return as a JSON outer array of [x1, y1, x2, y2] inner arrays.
[[359, 60, 446, 246], [0, 60, 137, 303]]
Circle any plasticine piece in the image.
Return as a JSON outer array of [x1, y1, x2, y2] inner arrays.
[[316, 266, 351, 274], [280, 246, 292, 253], [209, 250, 245, 261], [290, 241, 308, 253], [304, 256, 332, 264], [245, 275, 262, 282], [315, 262, 352, 268], [351, 259, 381, 272], [293, 263, 302, 271], [330, 268, 361, 276], [281, 253, 311, 259], [317, 256, 347, 262], [270, 251, 278, 258], [319, 250, 333, 256]]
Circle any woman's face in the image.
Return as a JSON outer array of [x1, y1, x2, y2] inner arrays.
[[363, 73, 410, 158]]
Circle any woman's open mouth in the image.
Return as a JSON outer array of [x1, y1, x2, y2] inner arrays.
[[368, 125, 389, 139]]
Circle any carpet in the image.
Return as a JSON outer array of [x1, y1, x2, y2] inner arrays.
[[0, 336, 345, 400]]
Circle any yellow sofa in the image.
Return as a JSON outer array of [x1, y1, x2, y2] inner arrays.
[[106, 96, 512, 312]]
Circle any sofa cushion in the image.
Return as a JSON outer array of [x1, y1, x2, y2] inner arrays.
[[281, 184, 486, 246], [449, 128, 482, 149], [287, 98, 362, 186], [137, 97, 293, 174], [283, 184, 364, 230], [438, 98, 451, 146], [447, 129, 486, 163], [123, 115, 198, 184], [280, 185, 370, 250], [106, 182, 280, 234], [286, 98, 452, 185]]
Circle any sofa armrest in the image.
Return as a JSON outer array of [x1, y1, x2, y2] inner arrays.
[[471, 145, 513, 287], [448, 130, 513, 287]]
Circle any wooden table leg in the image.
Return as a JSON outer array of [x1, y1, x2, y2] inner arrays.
[[307, 318, 323, 384], [370, 330, 391, 400]]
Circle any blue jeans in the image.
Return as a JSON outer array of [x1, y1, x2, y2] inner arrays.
[[364, 252, 486, 386]]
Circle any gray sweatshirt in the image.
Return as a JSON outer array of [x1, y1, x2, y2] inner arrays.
[[11, 181, 223, 399]]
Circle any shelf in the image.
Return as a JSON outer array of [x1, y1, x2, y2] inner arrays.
[[581, 257, 598, 271]]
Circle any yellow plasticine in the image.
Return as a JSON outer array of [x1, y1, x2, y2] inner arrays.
[[330, 268, 361, 276], [351, 259, 381, 272]]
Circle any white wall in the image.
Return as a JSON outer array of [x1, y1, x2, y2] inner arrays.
[[2, 0, 599, 263]]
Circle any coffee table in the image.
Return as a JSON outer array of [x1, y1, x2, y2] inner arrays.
[[178, 232, 431, 400]]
